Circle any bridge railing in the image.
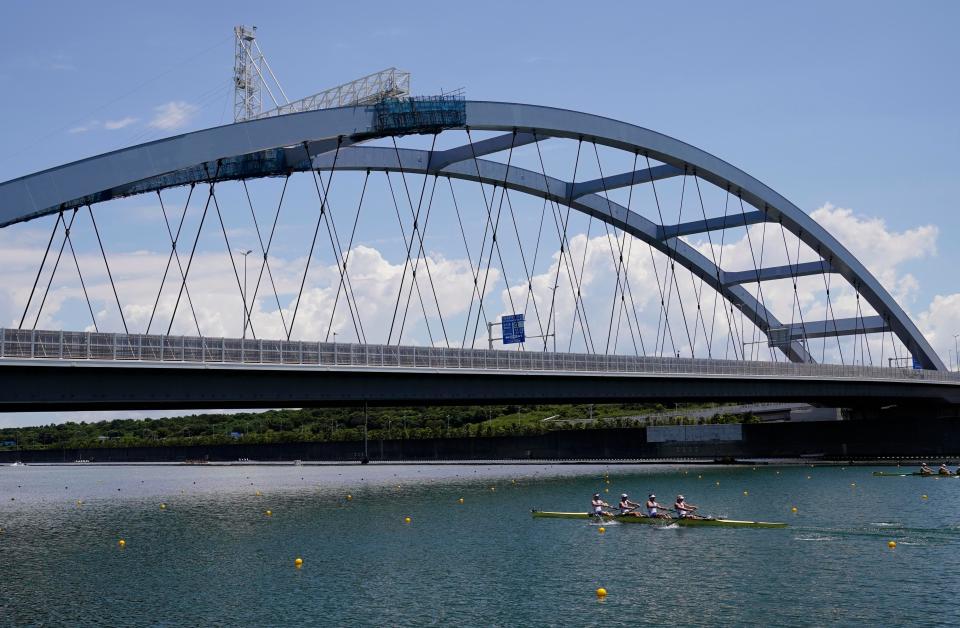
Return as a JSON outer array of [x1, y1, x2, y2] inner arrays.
[[1, 328, 958, 385]]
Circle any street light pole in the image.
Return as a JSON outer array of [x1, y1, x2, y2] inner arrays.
[[236, 249, 252, 338], [954, 334, 959, 372]]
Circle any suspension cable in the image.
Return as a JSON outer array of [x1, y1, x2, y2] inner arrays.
[[167, 162, 221, 336], [816, 250, 844, 364], [324, 170, 370, 344], [503, 188, 546, 350], [384, 136, 440, 345], [243, 176, 291, 339], [447, 175, 490, 347], [470, 130, 521, 349], [397, 174, 448, 346], [210, 181, 258, 339], [535, 135, 593, 353], [778, 220, 810, 360], [63, 211, 98, 332], [592, 143, 644, 356], [149, 187, 202, 336], [304, 139, 366, 343], [393, 135, 450, 347], [736, 193, 773, 361], [521, 195, 550, 342], [19, 210, 63, 329], [86, 205, 127, 333], [384, 171, 435, 345], [706, 186, 738, 359], [33, 208, 80, 330]]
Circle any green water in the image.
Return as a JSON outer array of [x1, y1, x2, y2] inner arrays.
[[1, 463, 958, 627]]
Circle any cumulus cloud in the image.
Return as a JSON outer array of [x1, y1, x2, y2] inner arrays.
[[917, 294, 960, 368], [0, 200, 950, 367], [149, 101, 198, 130]]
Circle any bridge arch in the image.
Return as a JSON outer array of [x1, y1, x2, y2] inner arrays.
[[0, 101, 943, 369]]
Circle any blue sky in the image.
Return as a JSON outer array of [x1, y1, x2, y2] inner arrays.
[[0, 1, 958, 427]]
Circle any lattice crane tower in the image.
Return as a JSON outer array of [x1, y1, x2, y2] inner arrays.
[[232, 25, 411, 123]]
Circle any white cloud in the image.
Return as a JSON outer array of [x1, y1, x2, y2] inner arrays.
[[149, 101, 198, 130], [917, 293, 960, 369], [104, 116, 138, 130], [0, 200, 948, 371], [68, 120, 99, 134]]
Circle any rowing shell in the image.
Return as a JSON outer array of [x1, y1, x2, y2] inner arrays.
[[531, 510, 787, 528], [872, 472, 958, 477]]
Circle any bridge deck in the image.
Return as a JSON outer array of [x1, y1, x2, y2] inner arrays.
[[1, 328, 957, 386]]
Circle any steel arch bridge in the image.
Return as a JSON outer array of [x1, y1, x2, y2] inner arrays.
[[0, 99, 956, 411], [0, 101, 943, 366]]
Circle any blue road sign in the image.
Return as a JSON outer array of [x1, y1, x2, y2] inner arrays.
[[502, 314, 525, 345], [912, 357, 923, 370]]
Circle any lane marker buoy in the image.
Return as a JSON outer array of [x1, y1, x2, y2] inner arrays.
[[295, 557, 303, 568], [887, 541, 897, 549], [598, 526, 606, 534], [596, 587, 607, 598]]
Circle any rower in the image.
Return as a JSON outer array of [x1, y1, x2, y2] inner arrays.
[[674, 495, 703, 520], [591, 493, 611, 517], [938, 462, 953, 476], [919, 462, 933, 475], [645, 494, 670, 519], [618, 493, 642, 516]]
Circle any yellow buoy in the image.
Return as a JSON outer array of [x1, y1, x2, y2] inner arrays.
[[598, 526, 606, 534], [887, 541, 897, 549], [512, 479, 516, 484], [604, 488, 609, 493], [265, 510, 273, 517], [118, 539, 126, 548], [458, 498, 464, 504], [775, 471, 780, 475], [715, 481, 720, 486], [697, 475, 702, 479], [596, 587, 607, 598], [743, 491, 749, 496], [404, 517, 411, 524], [922, 494, 928, 499], [791, 507, 798, 513], [346, 494, 352, 501], [295, 557, 303, 568], [160, 503, 166, 510], [255, 490, 261, 496], [807, 476, 811, 480], [76, 499, 83, 506], [850, 483, 856, 487], [491, 486, 496, 491]]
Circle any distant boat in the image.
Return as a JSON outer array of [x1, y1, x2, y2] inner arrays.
[[9, 461, 26, 467]]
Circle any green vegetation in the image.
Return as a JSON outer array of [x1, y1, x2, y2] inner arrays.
[[0, 403, 761, 451]]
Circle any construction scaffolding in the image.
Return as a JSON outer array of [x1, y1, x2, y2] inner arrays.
[[374, 93, 466, 136]]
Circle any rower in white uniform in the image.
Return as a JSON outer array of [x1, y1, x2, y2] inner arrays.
[[591, 493, 612, 517], [618, 493, 642, 517], [645, 494, 671, 519], [674, 495, 705, 520]]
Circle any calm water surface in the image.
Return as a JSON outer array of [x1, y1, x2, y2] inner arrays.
[[1, 463, 958, 627]]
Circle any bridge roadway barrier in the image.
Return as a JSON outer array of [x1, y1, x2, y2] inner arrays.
[[0, 328, 958, 410]]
